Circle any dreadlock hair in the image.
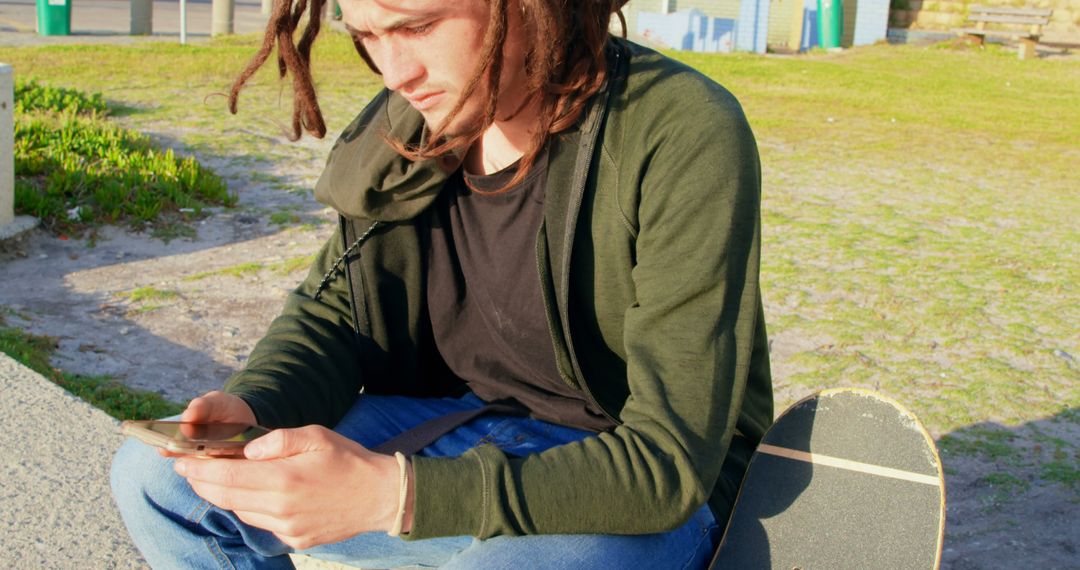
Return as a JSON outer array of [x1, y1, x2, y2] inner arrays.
[[229, 0, 629, 190]]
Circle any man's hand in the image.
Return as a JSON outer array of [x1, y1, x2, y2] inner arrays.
[[174, 425, 413, 549], [182, 390, 258, 425], [158, 391, 258, 458]]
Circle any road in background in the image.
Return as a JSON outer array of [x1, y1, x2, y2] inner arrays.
[[1, 0, 274, 46]]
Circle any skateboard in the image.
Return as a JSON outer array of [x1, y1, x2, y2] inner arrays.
[[710, 388, 945, 569]]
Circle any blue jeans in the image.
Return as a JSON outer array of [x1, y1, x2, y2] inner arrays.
[[111, 392, 721, 569]]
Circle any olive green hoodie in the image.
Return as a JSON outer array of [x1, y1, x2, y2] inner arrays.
[[223, 39, 773, 540]]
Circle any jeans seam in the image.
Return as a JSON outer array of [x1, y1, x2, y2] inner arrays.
[[203, 535, 239, 570], [186, 500, 212, 524]]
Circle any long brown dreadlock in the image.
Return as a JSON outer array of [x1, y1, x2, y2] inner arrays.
[[228, 0, 629, 190]]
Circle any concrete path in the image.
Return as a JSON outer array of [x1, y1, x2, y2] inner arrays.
[[0, 353, 352, 568]]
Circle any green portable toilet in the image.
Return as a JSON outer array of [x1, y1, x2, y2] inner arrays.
[[817, 0, 842, 48], [36, 0, 71, 36]]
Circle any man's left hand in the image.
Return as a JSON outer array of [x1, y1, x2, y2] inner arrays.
[[174, 425, 408, 550]]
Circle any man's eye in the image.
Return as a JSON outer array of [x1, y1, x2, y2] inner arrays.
[[404, 23, 432, 36]]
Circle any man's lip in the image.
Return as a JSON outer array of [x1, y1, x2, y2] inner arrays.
[[404, 92, 443, 111]]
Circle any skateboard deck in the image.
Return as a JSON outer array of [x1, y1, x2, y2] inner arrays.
[[711, 388, 945, 569]]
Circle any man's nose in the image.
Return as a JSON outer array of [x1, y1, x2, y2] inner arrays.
[[379, 40, 424, 92]]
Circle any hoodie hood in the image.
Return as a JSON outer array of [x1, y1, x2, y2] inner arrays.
[[314, 90, 450, 222]]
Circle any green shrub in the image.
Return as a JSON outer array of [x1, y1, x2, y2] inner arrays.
[[13, 80, 235, 234], [14, 79, 108, 116]]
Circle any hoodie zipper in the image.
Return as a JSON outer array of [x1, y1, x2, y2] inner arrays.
[[323, 218, 383, 340], [551, 45, 624, 426]]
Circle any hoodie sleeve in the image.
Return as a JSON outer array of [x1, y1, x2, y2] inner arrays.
[[222, 226, 363, 429]]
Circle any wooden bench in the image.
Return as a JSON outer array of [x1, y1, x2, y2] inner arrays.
[[954, 6, 1053, 60]]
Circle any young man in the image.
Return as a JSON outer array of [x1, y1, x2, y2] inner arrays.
[[111, 1, 773, 568]]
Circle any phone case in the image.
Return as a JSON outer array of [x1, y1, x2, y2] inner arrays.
[[121, 421, 267, 457]]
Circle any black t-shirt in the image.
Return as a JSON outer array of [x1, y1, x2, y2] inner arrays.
[[426, 153, 614, 432]]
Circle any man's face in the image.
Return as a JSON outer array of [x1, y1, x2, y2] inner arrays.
[[341, 0, 529, 136]]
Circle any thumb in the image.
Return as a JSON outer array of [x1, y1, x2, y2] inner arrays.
[[180, 394, 215, 423], [244, 425, 326, 460]]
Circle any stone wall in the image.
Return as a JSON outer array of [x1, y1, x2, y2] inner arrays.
[[889, 0, 1080, 42]]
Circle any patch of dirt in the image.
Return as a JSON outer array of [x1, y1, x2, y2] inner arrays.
[[938, 417, 1080, 569], [0, 154, 336, 403]]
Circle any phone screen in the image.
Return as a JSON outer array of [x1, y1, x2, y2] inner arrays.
[[141, 421, 269, 443]]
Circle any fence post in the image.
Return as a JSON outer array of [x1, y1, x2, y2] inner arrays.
[[262, 0, 272, 17], [0, 64, 37, 241], [131, 0, 153, 35], [212, 0, 235, 36]]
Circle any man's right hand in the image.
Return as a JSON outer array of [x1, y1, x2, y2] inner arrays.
[[158, 391, 258, 457]]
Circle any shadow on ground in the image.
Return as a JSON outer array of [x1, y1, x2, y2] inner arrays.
[[938, 410, 1078, 569]]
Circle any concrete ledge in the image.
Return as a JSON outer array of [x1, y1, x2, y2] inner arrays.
[[0, 353, 144, 568], [0, 352, 358, 569], [0, 216, 38, 242]]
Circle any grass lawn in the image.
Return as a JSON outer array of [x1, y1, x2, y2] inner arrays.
[[1, 34, 1076, 456]]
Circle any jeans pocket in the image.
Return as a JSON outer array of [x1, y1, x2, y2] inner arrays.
[[481, 418, 523, 451], [483, 416, 595, 457], [681, 507, 721, 570]]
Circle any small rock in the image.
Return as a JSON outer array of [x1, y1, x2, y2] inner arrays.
[[223, 330, 237, 338], [119, 327, 130, 335], [38, 254, 48, 260], [826, 117, 835, 123], [1053, 349, 1074, 362]]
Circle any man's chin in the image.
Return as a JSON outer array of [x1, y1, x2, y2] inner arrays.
[[425, 109, 484, 139]]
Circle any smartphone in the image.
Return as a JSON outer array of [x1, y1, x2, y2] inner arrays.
[[121, 420, 271, 457]]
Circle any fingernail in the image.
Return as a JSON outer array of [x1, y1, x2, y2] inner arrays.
[[244, 443, 263, 460], [174, 460, 187, 476]]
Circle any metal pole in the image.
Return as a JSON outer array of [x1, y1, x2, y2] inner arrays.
[[0, 64, 13, 228], [262, 0, 273, 18], [325, 0, 337, 20], [180, 0, 187, 45], [130, 0, 153, 35], [211, 0, 235, 37], [0, 64, 38, 240]]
